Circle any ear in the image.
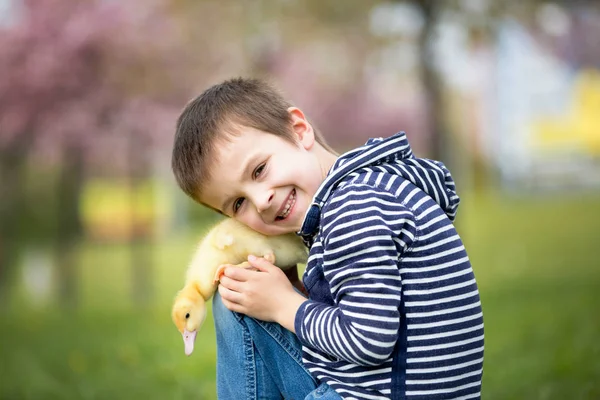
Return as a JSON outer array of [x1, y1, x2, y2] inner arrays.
[[287, 107, 315, 150]]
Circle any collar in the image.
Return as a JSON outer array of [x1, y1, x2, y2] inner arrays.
[[296, 132, 413, 246], [297, 202, 321, 247]]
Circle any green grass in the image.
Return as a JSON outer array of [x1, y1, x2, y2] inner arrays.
[[1, 190, 599, 399], [462, 190, 600, 400]]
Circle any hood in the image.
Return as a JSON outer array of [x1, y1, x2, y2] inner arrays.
[[298, 132, 460, 244]]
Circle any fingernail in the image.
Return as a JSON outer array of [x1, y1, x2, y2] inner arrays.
[[248, 254, 256, 262]]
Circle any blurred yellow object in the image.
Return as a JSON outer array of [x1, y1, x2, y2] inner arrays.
[[80, 179, 171, 242], [530, 69, 600, 155]]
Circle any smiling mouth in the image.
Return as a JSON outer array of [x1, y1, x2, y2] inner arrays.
[[276, 189, 296, 220]]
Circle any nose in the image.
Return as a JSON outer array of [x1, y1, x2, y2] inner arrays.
[[253, 189, 274, 214]]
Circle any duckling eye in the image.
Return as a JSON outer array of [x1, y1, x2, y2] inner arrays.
[[185, 313, 190, 319]]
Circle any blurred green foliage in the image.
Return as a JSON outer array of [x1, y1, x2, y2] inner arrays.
[[1, 190, 599, 399], [12, 165, 61, 245]]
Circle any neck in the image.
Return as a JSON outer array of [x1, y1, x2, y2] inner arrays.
[[181, 282, 203, 301], [314, 144, 338, 181]]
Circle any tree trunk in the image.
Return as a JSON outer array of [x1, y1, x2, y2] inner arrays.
[[56, 143, 85, 309], [416, 0, 466, 235], [0, 160, 24, 307], [128, 133, 153, 307], [416, 0, 446, 162], [0, 132, 34, 307]]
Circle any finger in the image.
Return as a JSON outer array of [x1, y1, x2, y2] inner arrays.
[[219, 275, 245, 292], [218, 284, 245, 304], [223, 265, 257, 281], [247, 254, 276, 272], [214, 264, 235, 283], [218, 292, 245, 314]]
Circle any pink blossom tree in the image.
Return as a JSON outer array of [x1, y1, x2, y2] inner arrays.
[[0, 0, 186, 307]]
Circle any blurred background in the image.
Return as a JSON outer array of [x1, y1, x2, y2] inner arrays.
[[1, 0, 599, 399]]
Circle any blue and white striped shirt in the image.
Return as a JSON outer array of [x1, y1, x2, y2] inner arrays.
[[295, 132, 484, 400]]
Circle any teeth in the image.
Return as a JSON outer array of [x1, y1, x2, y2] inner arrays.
[[278, 190, 295, 219]]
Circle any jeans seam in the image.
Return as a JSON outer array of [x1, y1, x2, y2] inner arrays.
[[243, 322, 257, 400], [255, 318, 313, 383]]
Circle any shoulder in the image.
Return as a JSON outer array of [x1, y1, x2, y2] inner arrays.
[[324, 178, 400, 214], [320, 178, 417, 237], [323, 168, 405, 212]]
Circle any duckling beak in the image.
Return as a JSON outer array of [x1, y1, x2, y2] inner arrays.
[[182, 329, 197, 356]]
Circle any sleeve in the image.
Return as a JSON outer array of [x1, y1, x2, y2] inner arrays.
[[294, 183, 417, 366]]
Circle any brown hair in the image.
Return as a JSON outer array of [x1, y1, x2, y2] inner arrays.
[[171, 77, 333, 203]]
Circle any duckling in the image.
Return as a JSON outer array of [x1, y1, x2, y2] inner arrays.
[[171, 218, 308, 356]]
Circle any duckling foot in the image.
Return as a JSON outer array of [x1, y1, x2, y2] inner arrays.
[[213, 261, 261, 283]]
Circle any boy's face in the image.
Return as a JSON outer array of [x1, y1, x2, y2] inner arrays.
[[200, 119, 328, 236]]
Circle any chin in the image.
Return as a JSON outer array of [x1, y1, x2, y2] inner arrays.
[[249, 224, 278, 237], [262, 225, 297, 237], [249, 218, 301, 236], [264, 227, 292, 236]]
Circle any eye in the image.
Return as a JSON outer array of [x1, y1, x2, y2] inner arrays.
[[185, 313, 190, 319], [253, 163, 265, 179], [233, 198, 244, 213]]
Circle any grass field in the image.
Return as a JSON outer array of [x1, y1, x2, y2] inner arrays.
[[1, 190, 599, 399]]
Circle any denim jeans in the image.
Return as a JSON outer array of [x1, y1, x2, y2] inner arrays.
[[212, 291, 342, 400]]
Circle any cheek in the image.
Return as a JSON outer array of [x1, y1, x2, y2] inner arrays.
[[237, 215, 269, 235], [302, 174, 321, 197], [247, 218, 283, 236], [249, 224, 274, 236]]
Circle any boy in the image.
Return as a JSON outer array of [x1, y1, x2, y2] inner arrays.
[[172, 78, 484, 400]]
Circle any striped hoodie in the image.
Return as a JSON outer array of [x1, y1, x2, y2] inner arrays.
[[295, 132, 484, 400]]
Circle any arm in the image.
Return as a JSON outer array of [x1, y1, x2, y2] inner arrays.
[[294, 184, 417, 366]]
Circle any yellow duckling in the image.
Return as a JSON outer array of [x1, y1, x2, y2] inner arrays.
[[171, 218, 308, 356]]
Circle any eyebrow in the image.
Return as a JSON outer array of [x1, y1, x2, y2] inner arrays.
[[220, 152, 261, 213]]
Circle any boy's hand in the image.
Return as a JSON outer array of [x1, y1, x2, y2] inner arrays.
[[218, 255, 307, 332]]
